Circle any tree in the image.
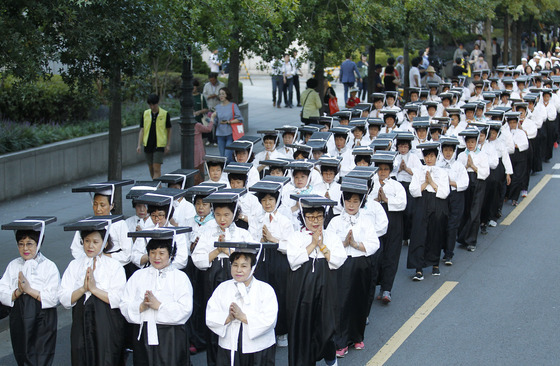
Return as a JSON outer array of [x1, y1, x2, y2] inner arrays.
[[54, 0, 171, 213], [202, 0, 296, 103]]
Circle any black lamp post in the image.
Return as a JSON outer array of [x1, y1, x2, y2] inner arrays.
[[179, 46, 196, 186]]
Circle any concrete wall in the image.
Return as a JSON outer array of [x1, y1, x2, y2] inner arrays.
[[0, 102, 249, 201]]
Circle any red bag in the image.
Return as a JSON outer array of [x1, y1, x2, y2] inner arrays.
[[329, 97, 340, 115], [230, 103, 245, 140]]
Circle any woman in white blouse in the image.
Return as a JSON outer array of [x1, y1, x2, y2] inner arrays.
[[327, 184, 380, 357], [192, 196, 257, 366], [120, 234, 193, 365], [408, 143, 450, 280], [206, 249, 278, 365], [59, 224, 127, 365], [282, 198, 346, 366], [0, 220, 60, 366]]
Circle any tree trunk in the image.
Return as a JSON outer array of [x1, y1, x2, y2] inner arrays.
[[179, 47, 196, 182], [484, 17, 492, 68], [503, 14, 509, 65], [108, 65, 123, 214], [403, 37, 410, 100], [314, 52, 325, 114], [512, 18, 518, 65], [228, 45, 241, 104], [515, 19, 522, 65], [367, 43, 375, 102]]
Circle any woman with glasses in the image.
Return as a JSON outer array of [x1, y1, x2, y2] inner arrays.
[[283, 197, 346, 366]]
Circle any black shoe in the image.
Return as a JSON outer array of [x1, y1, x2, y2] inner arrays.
[[412, 272, 424, 281], [297, 103, 302, 107], [480, 224, 488, 235], [496, 209, 502, 218], [432, 266, 441, 276], [444, 257, 453, 266]]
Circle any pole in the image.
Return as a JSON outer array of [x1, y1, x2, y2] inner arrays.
[[179, 46, 196, 186]]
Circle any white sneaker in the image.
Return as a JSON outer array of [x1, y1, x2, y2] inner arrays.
[[488, 220, 497, 227], [276, 334, 288, 347], [521, 190, 528, 197]]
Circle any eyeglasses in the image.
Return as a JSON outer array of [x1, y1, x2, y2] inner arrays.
[[17, 242, 36, 249], [304, 215, 324, 222], [150, 213, 166, 218]]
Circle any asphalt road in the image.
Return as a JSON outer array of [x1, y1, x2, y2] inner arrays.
[[1, 76, 559, 365]]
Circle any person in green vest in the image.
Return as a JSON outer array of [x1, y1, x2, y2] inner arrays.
[[136, 94, 172, 179]]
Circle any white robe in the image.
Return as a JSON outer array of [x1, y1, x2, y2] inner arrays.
[[327, 212, 380, 257], [0, 253, 60, 309], [192, 222, 257, 270], [119, 265, 193, 345], [249, 211, 294, 254], [369, 175, 407, 212], [59, 255, 126, 309], [206, 278, 277, 353], [283, 229, 346, 271], [70, 220, 132, 266], [410, 165, 450, 199], [131, 229, 189, 270]]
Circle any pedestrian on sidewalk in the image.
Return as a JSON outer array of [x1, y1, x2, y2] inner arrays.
[[137, 93, 172, 179], [300, 78, 322, 124], [211, 87, 244, 163], [339, 53, 362, 103], [203, 73, 225, 146]]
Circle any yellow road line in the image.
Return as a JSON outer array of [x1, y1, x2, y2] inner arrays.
[[501, 174, 552, 226], [367, 281, 458, 366]]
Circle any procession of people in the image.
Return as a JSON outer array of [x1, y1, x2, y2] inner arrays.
[[2, 45, 560, 366]]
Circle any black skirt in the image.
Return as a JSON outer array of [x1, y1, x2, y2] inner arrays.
[[132, 322, 190, 366], [334, 256, 371, 349], [286, 259, 337, 366], [407, 191, 448, 270], [204, 258, 232, 366], [10, 295, 57, 366], [254, 248, 290, 336], [184, 257, 207, 351], [215, 325, 276, 366], [71, 294, 126, 366]]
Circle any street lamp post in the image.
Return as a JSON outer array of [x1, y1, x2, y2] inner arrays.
[[179, 47, 196, 186]]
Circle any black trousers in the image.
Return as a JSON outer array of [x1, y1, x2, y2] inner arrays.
[[507, 148, 528, 202], [293, 74, 301, 104], [400, 181, 414, 242], [378, 208, 404, 293], [545, 119, 557, 161], [458, 172, 486, 247], [481, 167, 499, 224], [407, 191, 448, 270], [444, 190, 464, 259]]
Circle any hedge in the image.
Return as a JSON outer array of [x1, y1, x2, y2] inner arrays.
[[0, 75, 97, 123]]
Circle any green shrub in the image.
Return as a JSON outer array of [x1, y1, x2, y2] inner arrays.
[[0, 75, 97, 123]]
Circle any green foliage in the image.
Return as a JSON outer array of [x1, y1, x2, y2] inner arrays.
[[0, 99, 180, 155], [0, 75, 97, 122], [193, 49, 211, 75]]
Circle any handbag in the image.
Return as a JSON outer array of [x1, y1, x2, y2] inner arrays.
[[300, 90, 312, 122], [328, 97, 340, 115], [200, 94, 211, 126], [230, 103, 245, 140]]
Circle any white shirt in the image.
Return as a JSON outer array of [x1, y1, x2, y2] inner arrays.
[[0, 253, 60, 309], [125, 215, 153, 233], [59, 255, 126, 309], [208, 53, 221, 73], [70, 220, 132, 266], [238, 193, 264, 231], [487, 139, 513, 175], [120, 265, 193, 345], [203, 81, 226, 110], [327, 212, 380, 257], [369, 175, 407, 212], [409, 67, 421, 88], [249, 211, 294, 253], [312, 181, 343, 215], [363, 199, 389, 237], [333, 146, 356, 177], [185, 216, 216, 255], [457, 150, 490, 180], [410, 165, 450, 199], [510, 128, 529, 152], [437, 158, 469, 192], [172, 199, 196, 227], [393, 152, 423, 183], [206, 278, 277, 353], [480, 142, 500, 169], [284, 229, 346, 271], [520, 114, 538, 139], [131, 229, 189, 270], [192, 222, 256, 270], [253, 150, 282, 169]]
